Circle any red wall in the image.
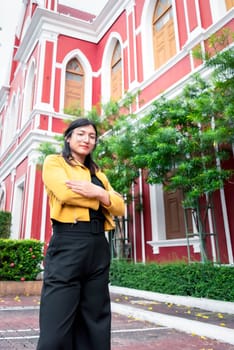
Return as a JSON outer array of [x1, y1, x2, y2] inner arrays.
[[42, 42, 54, 103], [2, 0, 233, 265], [30, 168, 44, 240]]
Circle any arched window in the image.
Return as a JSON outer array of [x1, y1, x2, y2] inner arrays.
[[152, 0, 176, 69], [9, 95, 18, 142], [64, 58, 84, 111], [22, 62, 35, 125], [1, 94, 18, 151], [225, 0, 234, 10], [0, 184, 6, 211], [111, 41, 122, 101], [11, 179, 24, 239]]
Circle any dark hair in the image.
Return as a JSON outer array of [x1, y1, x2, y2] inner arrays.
[[62, 118, 99, 174]]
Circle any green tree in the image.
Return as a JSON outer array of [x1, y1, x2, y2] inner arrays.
[[95, 32, 234, 263], [37, 31, 234, 263], [94, 95, 140, 198], [133, 74, 232, 205], [129, 34, 234, 262]]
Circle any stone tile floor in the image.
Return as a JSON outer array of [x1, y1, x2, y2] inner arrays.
[[0, 293, 233, 349]]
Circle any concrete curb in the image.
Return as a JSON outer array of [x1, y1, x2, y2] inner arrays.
[[0, 306, 39, 311], [111, 302, 234, 345], [110, 285, 234, 314], [0, 281, 42, 297]]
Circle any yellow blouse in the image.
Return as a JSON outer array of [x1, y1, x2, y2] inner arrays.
[[42, 154, 125, 231]]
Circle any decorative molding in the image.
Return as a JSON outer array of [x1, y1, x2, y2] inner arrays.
[[147, 238, 200, 255]]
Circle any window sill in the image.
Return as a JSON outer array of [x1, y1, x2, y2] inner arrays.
[[147, 237, 200, 254]]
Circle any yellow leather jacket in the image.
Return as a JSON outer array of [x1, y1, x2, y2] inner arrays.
[[42, 154, 125, 231]]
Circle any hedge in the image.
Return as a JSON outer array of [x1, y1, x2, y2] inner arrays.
[[0, 239, 44, 281], [110, 259, 234, 301]]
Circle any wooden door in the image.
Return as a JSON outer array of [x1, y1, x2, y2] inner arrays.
[[225, 0, 234, 10], [111, 41, 122, 101], [164, 189, 193, 239], [64, 58, 84, 110], [153, 0, 176, 69]]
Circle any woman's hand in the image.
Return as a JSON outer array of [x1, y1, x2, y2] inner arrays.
[[66, 180, 110, 206]]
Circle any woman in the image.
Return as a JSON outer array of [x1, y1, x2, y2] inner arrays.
[[37, 118, 125, 350]]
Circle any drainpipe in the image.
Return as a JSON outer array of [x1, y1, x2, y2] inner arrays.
[[131, 182, 137, 263], [139, 169, 146, 263]]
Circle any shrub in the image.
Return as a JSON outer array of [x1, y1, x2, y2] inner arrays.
[[0, 239, 44, 281], [110, 260, 234, 301], [0, 211, 11, 238]]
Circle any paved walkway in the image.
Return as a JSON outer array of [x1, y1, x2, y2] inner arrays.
[[0, 286, 233, 349]]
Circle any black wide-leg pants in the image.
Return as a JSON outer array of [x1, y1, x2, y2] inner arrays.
[[37, 227, 111, 350]]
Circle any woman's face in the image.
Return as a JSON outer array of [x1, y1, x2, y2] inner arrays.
[[67, 124, 97, 162]]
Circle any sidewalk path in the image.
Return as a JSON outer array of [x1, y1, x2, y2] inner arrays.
[[110, 286, 234, 345], [0, 286, 233, 349]]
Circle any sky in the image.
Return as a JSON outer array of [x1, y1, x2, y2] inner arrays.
[[0, 1, 21, 88], [0, 0, 108, 88]]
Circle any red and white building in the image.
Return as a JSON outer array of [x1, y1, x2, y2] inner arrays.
[[0, 0, 233, 264]]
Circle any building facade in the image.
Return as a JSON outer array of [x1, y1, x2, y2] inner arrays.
[[0, 0, 233, 264]]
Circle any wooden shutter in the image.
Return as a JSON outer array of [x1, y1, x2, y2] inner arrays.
[[225, 0, 234, 10], [152, 0, 176, 69], [64, 58, 84, 110], [164, 189, 193, 239], [111, 42, 122, 101]]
